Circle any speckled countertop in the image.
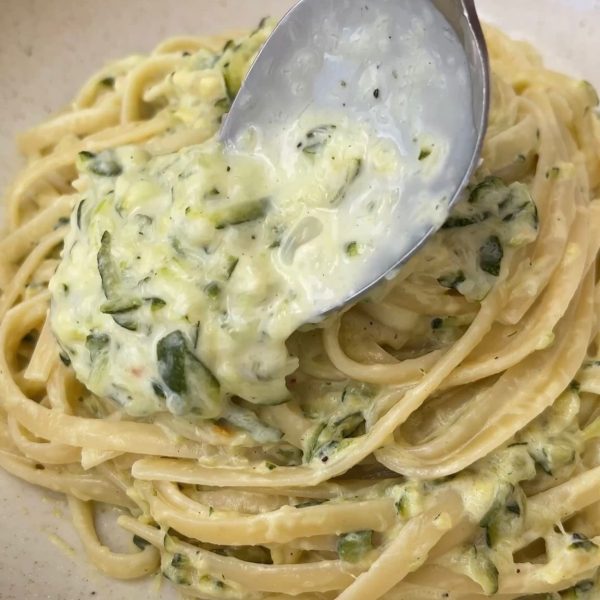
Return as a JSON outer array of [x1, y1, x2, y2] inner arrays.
[[0, 1, 598, 598]]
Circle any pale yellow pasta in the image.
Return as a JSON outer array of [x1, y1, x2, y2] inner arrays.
[[0, 21, 599, 600]]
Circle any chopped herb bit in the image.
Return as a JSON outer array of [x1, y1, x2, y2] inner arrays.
[[480, 485, 524, 548], [296, 499, 326, 509], [226, 257, 239, 279], [220, 24, 270, 99], [569, 533, 598, 551], [479, 236, 503, 277], [547, 579, 595, 600], [581, 80, 599, 107], [113, 313, 139, 332], [157, 331, 187, 395], [98, 231, 121, 298], [418, 147, 432, 161], [506, 501, 521, 516], [214, 97, 230, 112], [76, 199, 86, 229], [301, 124, 337, 154], [101, 298, 142, 315], [306, 412, 365, 463], [205, 187, 221, 198], [331, 158, 362, 206], [171, 553, 187, 568], [193, 322, 201, 349], [163, 566, 191, 587], [527, 439, 576, 476], [546, 166, 560, 179], [345, 241, 360, 257], [152, 382, 166, 398], [85, 333, 110, 363], [442, 212, 491, 229], [205, 282, 221, 299], [211, 197, 270, 229], [133, 535, 150, 550], [171, 237, 184, 255], [156, 330, 220, 417], [307, 124, 336, 138], [99, 76, 115, 88], [59, 352, 72, 367], [269, 445, 303, 467], [468, 176, 504, 203], [337, 531, 373, 563], [221, 403, 282, 443], [146, 297, 167, 311], [54, 216, 70, 229], [79, 150, 122, 177]]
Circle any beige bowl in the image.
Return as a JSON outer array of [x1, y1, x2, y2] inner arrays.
[[0, 0, 598, 598]]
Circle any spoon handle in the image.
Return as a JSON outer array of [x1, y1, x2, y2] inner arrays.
[[431, 0, 489, 141]]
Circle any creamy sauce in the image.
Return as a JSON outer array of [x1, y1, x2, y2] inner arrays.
[[50, 120, 402, 415], [49, 6, 475, 418]]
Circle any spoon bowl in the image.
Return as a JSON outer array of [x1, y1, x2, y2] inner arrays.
[[221, 0, 490, 315]]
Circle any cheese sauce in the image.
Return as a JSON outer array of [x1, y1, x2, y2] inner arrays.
[[49, 6, 474, 418]]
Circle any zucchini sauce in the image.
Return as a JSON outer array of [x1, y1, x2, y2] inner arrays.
[[49, 13, 478, 419]]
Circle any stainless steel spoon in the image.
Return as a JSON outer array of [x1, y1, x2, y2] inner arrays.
[[221, 0, 489, 313]]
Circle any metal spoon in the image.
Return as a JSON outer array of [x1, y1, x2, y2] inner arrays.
[[221, 0, 489, 313]]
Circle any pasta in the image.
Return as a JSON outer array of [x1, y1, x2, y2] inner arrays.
[[1, 17, 600, 600]]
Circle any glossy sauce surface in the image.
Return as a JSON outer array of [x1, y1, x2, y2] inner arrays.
[[50, 6, 474, 417]]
